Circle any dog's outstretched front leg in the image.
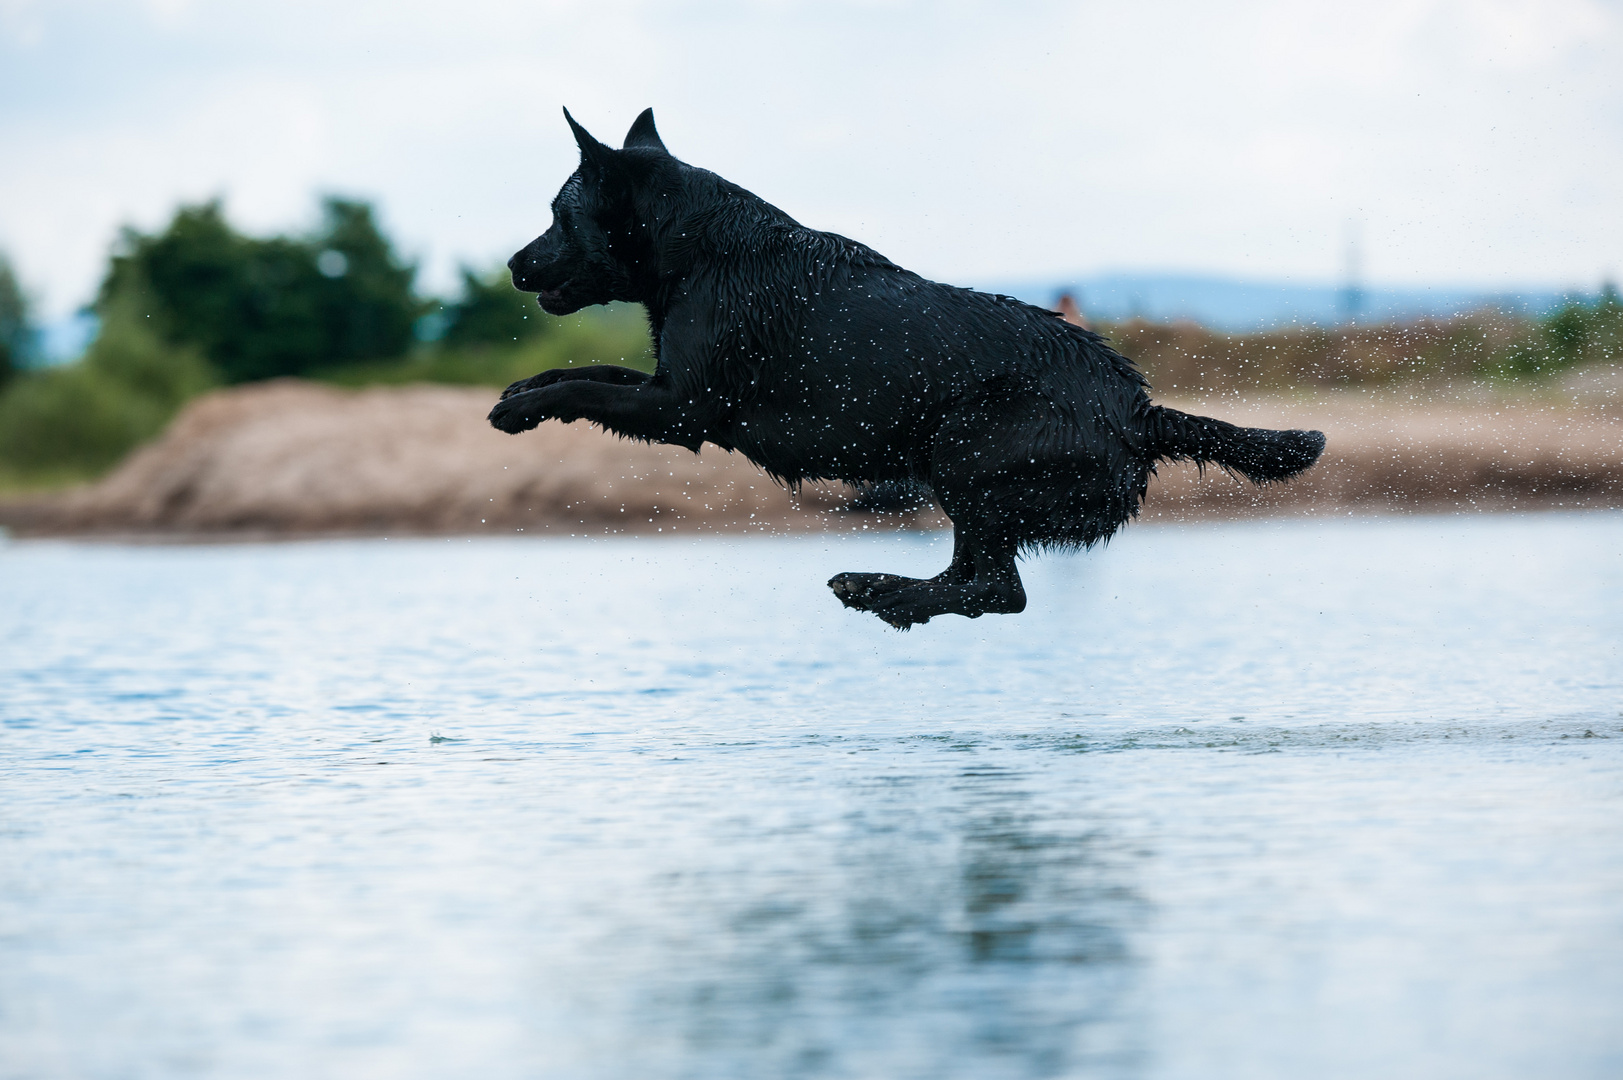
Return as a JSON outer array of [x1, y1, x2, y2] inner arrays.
[[497, 365, 650, 403], [488, 378, 712, 452]]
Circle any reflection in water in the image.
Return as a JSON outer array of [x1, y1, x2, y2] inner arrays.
[[951, 765, 1140, 1075], [613, 756, 1144, 1079]]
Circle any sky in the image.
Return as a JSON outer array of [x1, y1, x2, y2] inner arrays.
[[1, 0, 1620, 320]]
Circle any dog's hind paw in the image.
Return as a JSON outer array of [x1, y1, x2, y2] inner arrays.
[[866, 592, 936, 629], [859, 576, 1026, 629], [487, 389, 547, 433], [877, 608, 929, 630], [828, 572, 923, 612]]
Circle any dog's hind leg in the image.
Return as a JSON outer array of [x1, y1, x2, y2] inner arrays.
[[856, 525, 1025, 629], [834, 393, 1055, 628], [828, 572, 930, 610], [828, 531, 981, 614]]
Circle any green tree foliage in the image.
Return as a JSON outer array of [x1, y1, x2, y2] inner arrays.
[[99, 197, 420, 383], [0, 252, 33, 387], [315, 199, 422, 366], [0, 290, 216, 480], [439, 265, 549, 349]]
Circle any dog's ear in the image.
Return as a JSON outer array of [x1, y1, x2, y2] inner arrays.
[[563, 107, 615, 169], [622, 108, 667, 152]]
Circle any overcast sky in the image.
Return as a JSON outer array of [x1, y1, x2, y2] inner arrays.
[[2, 0, 1620, 319]]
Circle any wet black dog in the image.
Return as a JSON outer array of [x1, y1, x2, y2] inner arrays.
[[492, 109, 1325, 627]]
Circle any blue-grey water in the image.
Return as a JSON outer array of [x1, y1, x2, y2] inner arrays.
[[2, 513, 1621, 1079]]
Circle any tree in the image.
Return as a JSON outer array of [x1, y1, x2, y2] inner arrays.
[[97, 197, 421, 383], [440, 264, 550, 349], [311, 198, 421, 368]]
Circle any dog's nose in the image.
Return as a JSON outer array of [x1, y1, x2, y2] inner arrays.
[[508, 250, 533, 290]]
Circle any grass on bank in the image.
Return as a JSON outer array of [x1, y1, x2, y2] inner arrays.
[[0, 295, 217, 491]]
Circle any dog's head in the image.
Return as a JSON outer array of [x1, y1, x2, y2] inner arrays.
[[508, 108, 674, 315]]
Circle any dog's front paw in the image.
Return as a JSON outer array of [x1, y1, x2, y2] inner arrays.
[[499, 370, 563, 402], [488, 389, 548, 433]]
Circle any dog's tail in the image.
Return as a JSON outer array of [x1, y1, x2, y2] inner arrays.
[[1143, 405, 1325, 485]]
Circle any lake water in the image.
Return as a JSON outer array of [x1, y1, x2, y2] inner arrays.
[[2, 513, 1621, 1079]]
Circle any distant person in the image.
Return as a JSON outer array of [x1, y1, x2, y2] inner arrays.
[[1054, 291, 1089, 329]]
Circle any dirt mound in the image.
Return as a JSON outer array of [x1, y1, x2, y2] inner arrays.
[[0, 381, 931, 538], [1, 380, 1618, 539], [1144, 393, 1623, 520]]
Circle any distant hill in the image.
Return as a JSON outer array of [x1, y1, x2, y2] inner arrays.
[[984, 272, 1604, 331]]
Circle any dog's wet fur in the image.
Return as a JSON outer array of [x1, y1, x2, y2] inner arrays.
[[492, 109, 1326, 628]]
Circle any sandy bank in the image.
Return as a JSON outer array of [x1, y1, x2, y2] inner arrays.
[[1, 379, 1618, 539], [0, 381, 911, 538], [1144, 389, 1622, 521]]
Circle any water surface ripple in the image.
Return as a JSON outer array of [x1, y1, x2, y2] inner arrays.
[[2, 513, 1621, 1079]]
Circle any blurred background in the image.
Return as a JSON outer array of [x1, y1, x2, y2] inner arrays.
[[0, 0, 1619, 511]]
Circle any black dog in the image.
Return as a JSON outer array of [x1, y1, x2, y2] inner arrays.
[[492, 109, 1325, 627]]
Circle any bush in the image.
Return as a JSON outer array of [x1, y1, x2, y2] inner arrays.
[[1488, 290, 1622, 379], [437, 265, 551, 349], [0, 298, 216, 482]]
